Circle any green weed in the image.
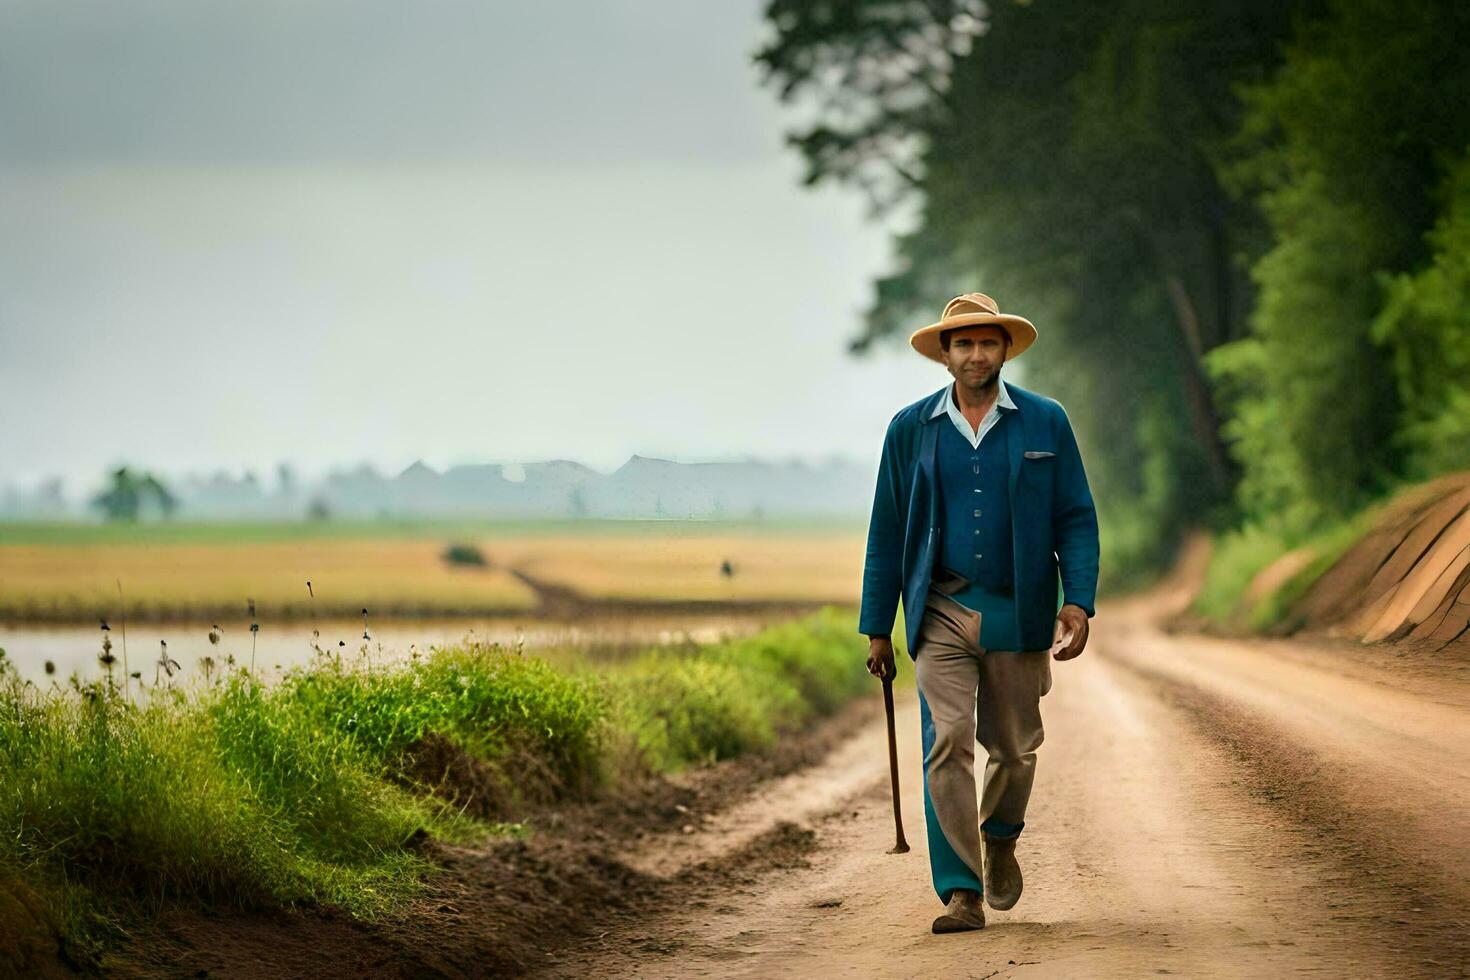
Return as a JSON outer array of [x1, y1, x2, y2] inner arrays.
[[0, 605, 870, 964]]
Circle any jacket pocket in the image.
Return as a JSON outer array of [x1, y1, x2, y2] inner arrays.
[[1020, 452, 1056, 492]]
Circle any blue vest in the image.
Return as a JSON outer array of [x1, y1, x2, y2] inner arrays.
[[935, 411, 1021, 650]]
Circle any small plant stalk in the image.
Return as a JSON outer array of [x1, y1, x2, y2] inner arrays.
[[116, 579, 130, 699]]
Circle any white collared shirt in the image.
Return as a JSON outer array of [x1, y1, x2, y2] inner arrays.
[[930, 377, 1016, 450]]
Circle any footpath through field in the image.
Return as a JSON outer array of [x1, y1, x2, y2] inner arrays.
[[541, 542, 1470, 979]]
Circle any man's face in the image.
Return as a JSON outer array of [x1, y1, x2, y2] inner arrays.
[[942, 325, 1009, 389]]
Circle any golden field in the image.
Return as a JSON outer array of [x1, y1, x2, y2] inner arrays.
[[0, 520, 867, 622], [0, 539, 538, 621], [482, 531, 866, 602]]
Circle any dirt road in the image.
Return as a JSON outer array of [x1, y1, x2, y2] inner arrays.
[[539, 552, 1470, 978]]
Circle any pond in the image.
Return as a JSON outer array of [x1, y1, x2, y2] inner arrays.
[[0, 610, 795, 688]]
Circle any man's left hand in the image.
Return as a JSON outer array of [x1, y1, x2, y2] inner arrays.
[[1051, 604, 1090, 661]]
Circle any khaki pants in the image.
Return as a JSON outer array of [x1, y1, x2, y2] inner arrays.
[[914, 587, 1052, 889]]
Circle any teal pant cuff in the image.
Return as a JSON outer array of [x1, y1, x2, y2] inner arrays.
[[982, 817, 1024, 839]]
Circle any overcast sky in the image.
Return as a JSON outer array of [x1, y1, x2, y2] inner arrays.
[[0, 0, 969, 498]]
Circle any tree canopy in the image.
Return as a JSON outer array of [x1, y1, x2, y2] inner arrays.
[[758, 0, 1470, 576]]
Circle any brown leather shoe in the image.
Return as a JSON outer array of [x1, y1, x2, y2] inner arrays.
[[931, 888, 986, 933], [983, 833, 1022, 910]]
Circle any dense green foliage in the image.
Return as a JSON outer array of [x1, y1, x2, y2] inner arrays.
[[1373, 155, 1470, 480], [0, 608, 868, 960], [758, 0, 1470, 575], [609, 609, 876, 768], [1207, 0, 1470, 524]]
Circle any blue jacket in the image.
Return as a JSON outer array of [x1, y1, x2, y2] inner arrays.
[[858, 381, 1099, 657]]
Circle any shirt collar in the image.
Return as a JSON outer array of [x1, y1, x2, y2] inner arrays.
[[929, 377, 1016, 419]]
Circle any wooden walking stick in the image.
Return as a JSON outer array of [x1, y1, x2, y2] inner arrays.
[[882, 675, 910, 854]]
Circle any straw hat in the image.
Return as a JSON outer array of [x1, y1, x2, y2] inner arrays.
[[909, 292, 1037, 363]]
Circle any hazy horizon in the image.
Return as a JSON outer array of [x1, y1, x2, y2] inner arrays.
[[3, 446, 889, 509], [0, 0, 999, 500]]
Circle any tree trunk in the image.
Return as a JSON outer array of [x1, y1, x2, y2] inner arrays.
[[1163, 273, 1234, 498]]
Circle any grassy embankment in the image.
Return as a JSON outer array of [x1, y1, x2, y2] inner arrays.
[[0, 604, 879, 965], [1190, 518, 1378, 631], [0, 519, 866, 621], [1188, 472, 1470, 633]]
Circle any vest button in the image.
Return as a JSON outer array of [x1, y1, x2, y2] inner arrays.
[[973, 509, 982, 517]]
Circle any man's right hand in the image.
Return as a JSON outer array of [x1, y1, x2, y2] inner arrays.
[[866, 635, 897, 682]]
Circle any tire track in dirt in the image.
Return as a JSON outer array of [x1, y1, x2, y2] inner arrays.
[[539, 568, 1470, 977], [1100, 650, 1469, 977], [1099, 615, 1470, 863], [612, 694, 920, 880]]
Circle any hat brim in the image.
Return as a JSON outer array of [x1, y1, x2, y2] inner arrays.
[[909, 312, 1037, 363]]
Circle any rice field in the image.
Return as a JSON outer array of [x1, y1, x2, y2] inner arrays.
[[481, 529, 866, 603], [0, 519, 868, 623], [0, 539, 539, 621]]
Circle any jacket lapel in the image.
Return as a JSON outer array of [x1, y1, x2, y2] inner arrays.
[[918, 385, 947, 507], [1005, 394, 1025, 504], [919, 418, 940, 519]]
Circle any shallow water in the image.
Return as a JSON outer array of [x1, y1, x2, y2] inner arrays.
[[0, 611, 786, 687]]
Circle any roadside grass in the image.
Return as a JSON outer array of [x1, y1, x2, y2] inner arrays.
[[1192, 524, 1291, 625], [606, 606, 872, 771], [1192, 505, 1387, 631], [0, 605, 870, 964], [1241, 510, 1383, 631]]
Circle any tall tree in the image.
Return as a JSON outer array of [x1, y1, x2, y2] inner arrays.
[[1208, 0, 1470, 524], [92, 467, 143, 522], [91, 467, 178, 522], [757, 0, 1302, 569]]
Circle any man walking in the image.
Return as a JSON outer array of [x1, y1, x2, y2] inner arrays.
[[860, 292, 1099, 933]]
